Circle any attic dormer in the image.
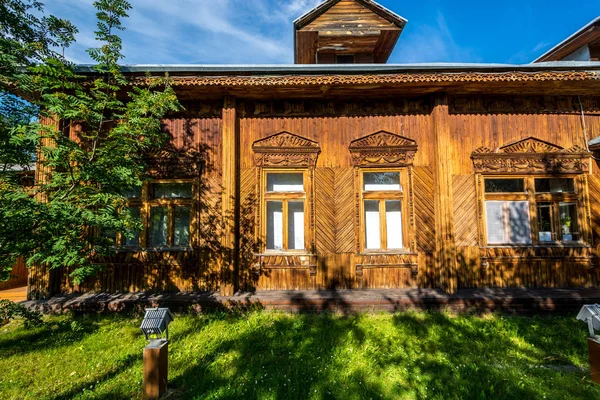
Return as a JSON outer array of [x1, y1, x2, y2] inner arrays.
[[294, 0, 407, 64]]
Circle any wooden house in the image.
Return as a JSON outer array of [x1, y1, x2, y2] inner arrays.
[[29, 1, 600, 298]]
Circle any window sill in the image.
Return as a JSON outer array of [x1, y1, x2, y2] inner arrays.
[[257, 251, 315, 256], [142, 247, 194, 253], [360, 250, 416, 256], [483, 243, 590, 249]]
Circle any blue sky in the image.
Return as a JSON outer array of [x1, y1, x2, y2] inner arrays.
[[44, 0, 599, 65]]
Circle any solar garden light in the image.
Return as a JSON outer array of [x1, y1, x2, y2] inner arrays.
[[140, 308, 174, 399], [576, 305, 600, 384]]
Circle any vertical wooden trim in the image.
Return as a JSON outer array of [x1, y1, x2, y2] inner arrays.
[[355, 167, 362, 254], [379, 200, 387, 249], [140, 181, 149, 249], [308, 168, 316, 253], [221, 96, 239, 295], [167, 205, 174, 247], [580, 174, 593, 244], [29, 115, 60, 299], [282, 200, 289, 250], [407, 167, 417, 252], [475, 174, 485, 246], [527, 177, 539, 244], [432, 94, 458, 293]]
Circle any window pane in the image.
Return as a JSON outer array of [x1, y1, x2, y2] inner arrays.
[[102, 230, 117, 244], [484, 179, 524, 193], [537, 204, 553, 242], [364, 172, 401, 191], [267, 173, 304, 192], [364, 200, 381, 249], [508, 201, 532, 244], [288, 201, 305, 250], [152, 183, 193, 199], [124, 207, 141, 247], [122, 186, 142, 198], [485, 201, 505, 244], [385, 200, 403, 249], [535, 178, 575, 193], [174, 206, 191, 247], [150, 207, 168, 247], [559, 203, 578, 241], [266, 201, 283, 250]]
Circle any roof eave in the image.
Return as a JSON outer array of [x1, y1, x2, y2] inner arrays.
[[294, 0, 407, 30], [533, 16, 600, 63]]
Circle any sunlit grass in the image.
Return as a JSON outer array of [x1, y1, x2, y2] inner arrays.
[[0, 311, 598, 399]]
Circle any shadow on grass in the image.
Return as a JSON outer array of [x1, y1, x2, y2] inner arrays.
[[168, 312, 382, 399], [48, 353, 141, 400], [164, 310, 598, 400], [0, 316, 101, 358]]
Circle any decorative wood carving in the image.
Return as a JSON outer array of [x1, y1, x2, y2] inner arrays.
[[356, 253, 418, 277], [471, 137, 591, 174], [132, 71, 600, 88], [349, 130, 418, 167], [252, 131, 321, 167], [256, 254, 317, 277], [450, 95, 600, 115], [239, 98, 431, 117], [145, 148, 205, 178]]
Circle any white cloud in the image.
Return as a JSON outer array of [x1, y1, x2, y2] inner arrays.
[[43, 0, 318, 64], [532, 41, 551, 53]]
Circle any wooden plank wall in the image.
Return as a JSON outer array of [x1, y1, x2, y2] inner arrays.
[[238, 96, 600, 291], [239, 100, 434, 290], [32, 95, 600, 295], [0, 258, 28, 290], [53, 116, 224, 295], [449, 97, 600, 288]]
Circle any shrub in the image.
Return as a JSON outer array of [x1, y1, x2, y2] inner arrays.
[[0, 300, 43, 328]]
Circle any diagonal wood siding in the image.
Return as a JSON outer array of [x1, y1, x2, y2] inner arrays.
[[453, 175, 478, 247], [315, 168, 336, 254], [413, 166, 435, 252], [589, 174, 600, 247], [335, 168, 356, 253]]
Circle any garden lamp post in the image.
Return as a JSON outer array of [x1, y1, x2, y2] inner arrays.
[[576, 304, 600, 384], [140, 308, 174, 399]]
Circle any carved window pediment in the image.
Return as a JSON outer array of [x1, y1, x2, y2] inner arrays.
[[145, 148, 206, 178], [252, 131, 320, 167], [349, 130, 418, 167], [471, 136, 591, 174]]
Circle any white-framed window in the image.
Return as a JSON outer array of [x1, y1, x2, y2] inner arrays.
[[360, 170, 404, 251], [263, 171, 307, 252], [483, 176, 581, 245]]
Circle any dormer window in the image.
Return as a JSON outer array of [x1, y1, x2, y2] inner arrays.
[[294, 0, 407, 64]]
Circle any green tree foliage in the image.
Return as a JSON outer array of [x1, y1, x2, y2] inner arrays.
[[0, 0, 181, 284]]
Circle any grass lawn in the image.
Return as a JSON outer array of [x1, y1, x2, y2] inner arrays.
[[0, 310, 599, 399]]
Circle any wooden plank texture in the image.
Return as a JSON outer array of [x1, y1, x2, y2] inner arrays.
[[452, 175, 478, 247]]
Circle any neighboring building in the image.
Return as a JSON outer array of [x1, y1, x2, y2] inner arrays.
[[29, 0, 600, 298], [534, 16, 600, 62]]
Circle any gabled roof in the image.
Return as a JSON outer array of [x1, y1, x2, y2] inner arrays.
[[294, 0, 407, 30], [534, 16, 600, 63]]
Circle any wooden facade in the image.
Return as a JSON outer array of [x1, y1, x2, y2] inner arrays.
[[27, 1, 600, 298]]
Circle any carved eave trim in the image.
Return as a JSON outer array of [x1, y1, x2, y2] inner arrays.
[[471, 137, 592, 174], [252, 131, 320, 167], [349, 131, 418, 167], [130, 71, 600, 87]]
